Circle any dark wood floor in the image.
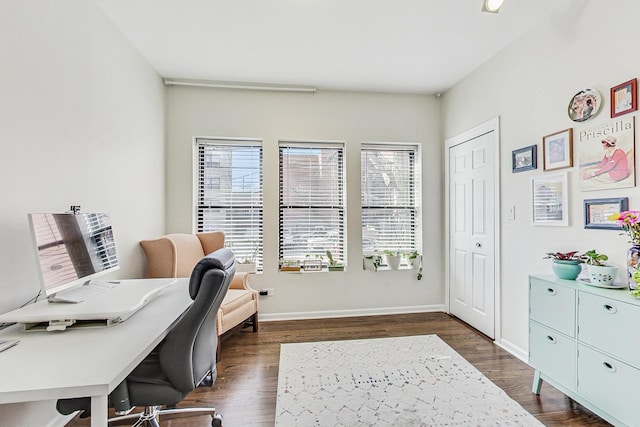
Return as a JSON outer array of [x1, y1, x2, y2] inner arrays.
[[69, 312, 611, 426]]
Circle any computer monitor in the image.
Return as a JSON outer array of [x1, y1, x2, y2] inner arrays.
[[28, 212, 119, 300]]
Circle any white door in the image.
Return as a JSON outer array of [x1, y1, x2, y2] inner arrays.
[[448, 130, 496, 338]]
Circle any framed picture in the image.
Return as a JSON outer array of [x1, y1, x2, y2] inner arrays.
[[532, 173, 569, 226], [610, 78, 637, 118], [568, 88, 602, 122], [543, 128, 573, 171], [578, 116, 635, 191], [512, 145, 537, 173], [584, 197, 628, 230]]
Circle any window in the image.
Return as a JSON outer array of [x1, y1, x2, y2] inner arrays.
[[195, 138, 263, 270], [361, 144, 419, 256], [279, 141, 345, 265]]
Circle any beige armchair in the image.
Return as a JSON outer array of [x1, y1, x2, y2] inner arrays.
[[139, 231, 258, 358]]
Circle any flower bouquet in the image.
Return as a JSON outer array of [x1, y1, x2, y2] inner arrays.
[[609, 210, 640, 294], [609, 210, 640, 245]]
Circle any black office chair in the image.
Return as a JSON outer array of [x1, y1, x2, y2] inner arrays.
[[57, 248, 235, 427]]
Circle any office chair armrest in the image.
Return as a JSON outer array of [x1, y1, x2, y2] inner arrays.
[[230, 271, 254, 292]]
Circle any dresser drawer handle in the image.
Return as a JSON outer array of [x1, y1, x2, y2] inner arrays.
[[602, 361, 617, 373], [603, 304, 617, 314], [546, 288, 557, 296], [546, 335, 557, 344]]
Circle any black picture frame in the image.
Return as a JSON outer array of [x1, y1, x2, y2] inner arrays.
[[584, 197, 628, 230], [512, 144, 537, 173]]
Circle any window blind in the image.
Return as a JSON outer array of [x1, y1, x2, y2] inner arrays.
[[361, 144, 418, 255], [279, 142, 345, 264], [196, 138, 263, 269]]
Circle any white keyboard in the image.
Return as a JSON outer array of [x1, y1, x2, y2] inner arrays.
[[49, 281, 118, 303]]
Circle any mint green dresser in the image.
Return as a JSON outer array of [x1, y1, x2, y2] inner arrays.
[[529, 275, 640, 427]]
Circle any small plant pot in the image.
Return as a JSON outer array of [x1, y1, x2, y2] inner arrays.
[[386, 255, 402, 270], [363, 255, 381, 271], [587, 265, 617, 286], [328, 265, 344, 271], [237, 262, 257, 273], [407, 256, 421, 269], [280, 266, 301, 272], [551, 260, 582, 280]]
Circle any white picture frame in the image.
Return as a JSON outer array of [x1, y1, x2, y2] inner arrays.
[[532, 172, 569, 226]]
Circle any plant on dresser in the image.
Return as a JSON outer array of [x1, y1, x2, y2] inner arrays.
[[580, 249, 617, 287], [529, 275, 640, 427], [544, 251, 583, 280]]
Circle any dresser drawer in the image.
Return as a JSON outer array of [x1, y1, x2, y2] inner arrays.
[[578, 291, 640, 366], [530, 278, 576, 337], [578, 344, 639, 426], [529, 321, 576, 391]]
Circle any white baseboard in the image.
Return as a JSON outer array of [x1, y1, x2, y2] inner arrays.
[[494, 337, 528, 363], [259, 305, 445, 322]]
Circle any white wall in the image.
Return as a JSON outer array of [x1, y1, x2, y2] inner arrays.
[[441, 0, 640, 355], [0, 0, 165, 425], [166, 87, 443, 318]]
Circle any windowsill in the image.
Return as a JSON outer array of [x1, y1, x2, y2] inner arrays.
[[279, 267, 345, 273], [370, 266, 418, 271]]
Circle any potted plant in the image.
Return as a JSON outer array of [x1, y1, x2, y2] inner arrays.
[[384, 250, 402, 270], [237, 259, 257, 273], [234, 242, 259, 273], [580, 249, 617, 287], [406, 250, 421, 269], [405, 250, 422, 280], [363, 252, 382, 271], [279, 259, 301, 272], [302, 254, 323, 271], [544, 251, 583, 280], [326, 250, 344, 271]]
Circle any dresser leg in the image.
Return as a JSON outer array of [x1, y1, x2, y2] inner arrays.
[[532, 369, 543, 394]]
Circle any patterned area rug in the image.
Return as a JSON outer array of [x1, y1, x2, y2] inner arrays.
[[275, 335, 542, 426]]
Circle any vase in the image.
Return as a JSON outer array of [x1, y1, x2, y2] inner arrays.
[[408, 256, 421, 269], [627, 245, 640, 290], [363, 255, 381, 271], [385, 254, 402, 270], [587, 264, 617, 287], [237, 262, 257, 273], [551, 260, 582, 280]]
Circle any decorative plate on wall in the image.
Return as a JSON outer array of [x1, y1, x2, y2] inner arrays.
[[568, 88, 602, 122]]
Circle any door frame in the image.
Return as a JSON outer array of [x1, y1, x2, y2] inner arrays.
[[444, 117, 502, 343]]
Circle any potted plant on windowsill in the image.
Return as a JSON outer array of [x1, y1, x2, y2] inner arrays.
[[580, 249, 617, 287], [384, 250, 402, 270], [326, 250, 344, 271], [237, 259, 257, 273], [279, 259, 301, 272], [302, 254, 323, 271], [234, 242, 259, 273], [406, 250, 423, 280], [544, 251, 583, 280], [363, 252, 382, 271]]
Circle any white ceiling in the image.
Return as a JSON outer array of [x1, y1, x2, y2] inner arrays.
[[94, 0, 575, 94]]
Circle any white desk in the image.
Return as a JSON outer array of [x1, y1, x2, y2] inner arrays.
[[0, 278, 192, 427]]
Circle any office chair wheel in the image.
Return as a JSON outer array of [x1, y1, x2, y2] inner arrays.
[[211, 413, 223, 427]]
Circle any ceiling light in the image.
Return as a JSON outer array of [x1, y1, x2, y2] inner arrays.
[[482, 0, 504, 13]]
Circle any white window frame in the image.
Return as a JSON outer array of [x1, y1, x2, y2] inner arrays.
[[278, 140, 346, 269], [194, 137, 264, 270], [361, 142, 421, 266]]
